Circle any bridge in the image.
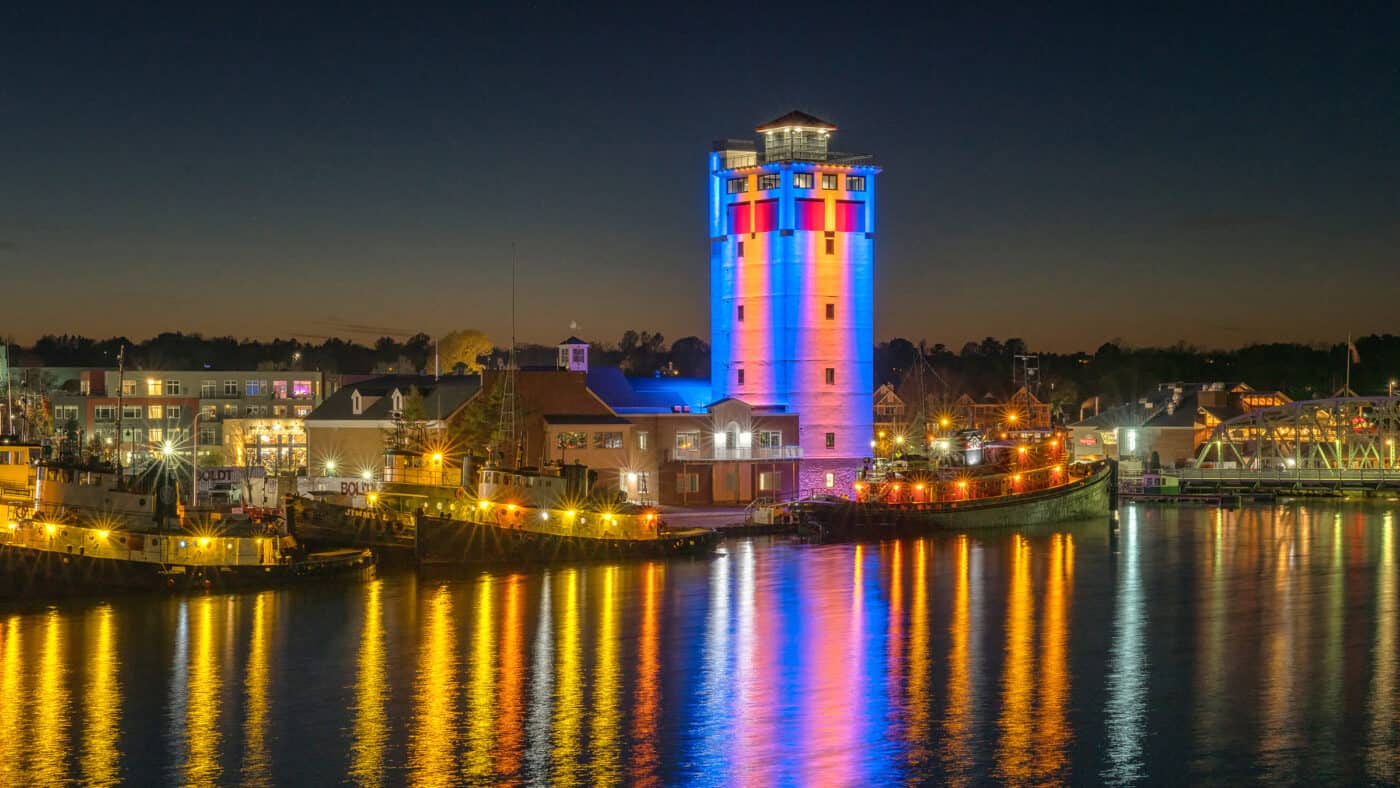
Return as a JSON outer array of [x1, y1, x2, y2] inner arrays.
[[1180, 396, 1400, 493]]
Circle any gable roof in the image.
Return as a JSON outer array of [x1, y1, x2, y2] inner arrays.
[[756, 110, 837, 132], [559, 336, 589, 346], [307, 374, 480, 422]]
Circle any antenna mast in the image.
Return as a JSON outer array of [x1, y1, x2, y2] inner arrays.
[[495, 244, 519, 466]]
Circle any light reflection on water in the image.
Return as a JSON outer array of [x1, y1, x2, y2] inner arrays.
[[3, 502, 1400, 783]]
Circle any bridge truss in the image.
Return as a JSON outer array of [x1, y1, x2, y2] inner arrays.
[[1196, 396, 1400, 471]]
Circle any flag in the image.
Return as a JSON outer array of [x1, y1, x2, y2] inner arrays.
[[1348, 338, 1361, 364]]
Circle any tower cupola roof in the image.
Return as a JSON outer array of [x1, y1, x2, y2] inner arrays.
[[755, 110, 837, 133]]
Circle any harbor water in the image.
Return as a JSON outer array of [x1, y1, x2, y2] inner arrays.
[[2, 501, 1399, 785]]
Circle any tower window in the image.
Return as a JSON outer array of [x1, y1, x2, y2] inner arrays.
[[737, 240, 744, 258], [824, 472, 835, 488], [792, 172, 814, 189], [757, 173, 781, 190], [825, 432, 836, 449], [825, 238, 835, 254], [825, 303, 835, 320], [727, 177, 748, 194], [846, 175, 866, 191], [825, 368, 836, 385], [822, 173, 838, 190], [737, 369, 745, 385], [736, 304, 744, 322]]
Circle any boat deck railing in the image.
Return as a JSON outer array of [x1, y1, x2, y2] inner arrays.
[[1, 520, 285, 566]]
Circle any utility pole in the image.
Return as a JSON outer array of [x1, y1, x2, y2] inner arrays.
[[1, 341, 10, 435]]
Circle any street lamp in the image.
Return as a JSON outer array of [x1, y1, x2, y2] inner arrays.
[[325, 459, 337, 475]]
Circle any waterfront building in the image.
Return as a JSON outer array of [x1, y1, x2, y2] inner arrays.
[[1070, 382, 1290, 468], [709, 111, 877, 494]]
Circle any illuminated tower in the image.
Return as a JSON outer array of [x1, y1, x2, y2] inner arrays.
[[710, 111, 877, 492]]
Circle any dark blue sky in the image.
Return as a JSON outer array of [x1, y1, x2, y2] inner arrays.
[[3, 3, 1396, 351]]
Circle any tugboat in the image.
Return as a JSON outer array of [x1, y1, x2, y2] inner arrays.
[[1, 458, 375, 597], [287, 453, 720, 567], [795, 436, 1117, 539]]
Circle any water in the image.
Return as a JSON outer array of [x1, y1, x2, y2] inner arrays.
[[2, 501, 1400, 785]]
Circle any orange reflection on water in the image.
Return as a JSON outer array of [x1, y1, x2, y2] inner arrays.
[[182, 597, 225, 786], [0, 616, 23, 786], [940, 536, 972, 783], [241, 593, 272, 786], [630, 562, 663, 786], [496, 574, 526, 780], [33, 609, 70, 783], [994, 534, 1034, 783], [591, 566, 622, 784], [1035, 533, 1073, 780], [82, 604, 121, 787], [906, 539, 931, 770], [552, 568, 583, 785], [409, 585, 458, 787], [1367, 513, 1397, 779], [350, 580, 387, 786], [465, 575, 496, 782]]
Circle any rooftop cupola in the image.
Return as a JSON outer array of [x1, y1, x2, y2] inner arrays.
[[756, 110, 837, 162], [558, 336, 589, 372]]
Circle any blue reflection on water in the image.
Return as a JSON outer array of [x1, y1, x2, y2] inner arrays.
[[1103, 505, 1147, 784]]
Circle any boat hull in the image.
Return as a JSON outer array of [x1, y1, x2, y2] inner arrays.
[[415, 515, 721, 567], [0, 544, 376, 598], [289, 499, 416, 552], [800, 461, 1116, 539]]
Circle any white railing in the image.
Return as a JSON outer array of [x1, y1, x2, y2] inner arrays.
[[1176, 468, 1400, 483], [668, 446, 804, 462]]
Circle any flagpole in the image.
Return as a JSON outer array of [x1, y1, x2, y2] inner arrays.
[[1346, 332, 1352, 396]]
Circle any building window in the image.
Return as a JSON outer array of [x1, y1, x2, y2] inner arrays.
[[758, 471, 780, 492], [637, 472, 649, 494], [148, 427, 164, 443], [200, 380, 216, 398], [846, 175, 866, 191], [677, 473, 700, 494], [199, 427, 217, 445], [120, 380, 136, 396], [637, 431, 649, 451], [122, 405, 142, 420], [293, 380, 313, 398], [825, 237, 835, 255], [200, 405, 217, 418], [224, 380, 239, 396], [822, 173, 838, 190], [556, 431, 587, 450], [295, 405, 312, 417], [165, 406, 182, 421], [825, 367, 836, 385], [824, 472, 836, 488], [390, 390, 403, 416], [272, 380, 289, 400], [737, 369, 745, 386], [726, 177, 748, 194], [675, 431, 700, 451], [246, 380, 265, 397], [757, 430, 782, 448], [792, 172, 814, 189], [736, 304, 744, 322], [147, 405, 163, 419], [245, 405, 262, 416], [351, 391, 363, 415], [273, 405, 287, 417], [825, 303, 835, 320], [94, 406, 115, 421], [757, 173, 781, 190], [737, 240, 744, 258], [825, 432, 836, 449], [593, 432, 623, 449], [165, 379, 181, 396], [146, 379, 161, 396]]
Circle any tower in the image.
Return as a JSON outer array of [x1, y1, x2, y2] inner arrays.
[[709, 111, 877, 492]]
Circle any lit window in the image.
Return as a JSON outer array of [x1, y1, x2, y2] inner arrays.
[[147, 405, 162, 419], [294, 405, 312, 417], [845, 175, 866, 191], [675, 431, 700, 450], [148, 427, 164, 442], [792, 172, 814, 189], [726, 177, 748, 194], [272, 380, 288, 400], [637, 431, 649, 451], [592, 432, 623, 449], [121, 380, 137, 396], [200, 380, 216, 397], [273, 405, 287, 417], [759, 471, 780, 491], [556, 431, 587, 450], [146, 379, 161, 396], [825, 303, 835, 320], [757, 173, 781, 190], [821, 173, 838, 190], [824, 472, 835, 488], [246, 380, 265, 397], [825, 237, 835, 254], [293, 380, 313, 398], [825, 432, 836, 449], [825, 367, 836, 385]]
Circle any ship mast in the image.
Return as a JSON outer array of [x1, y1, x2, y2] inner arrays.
[[494, 244, 519, 467]]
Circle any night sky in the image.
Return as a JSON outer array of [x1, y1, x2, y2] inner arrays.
[[3, 4, 1396, 351]]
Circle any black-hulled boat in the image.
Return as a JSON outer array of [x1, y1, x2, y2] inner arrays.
[[795, 460, 1117, 540]]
